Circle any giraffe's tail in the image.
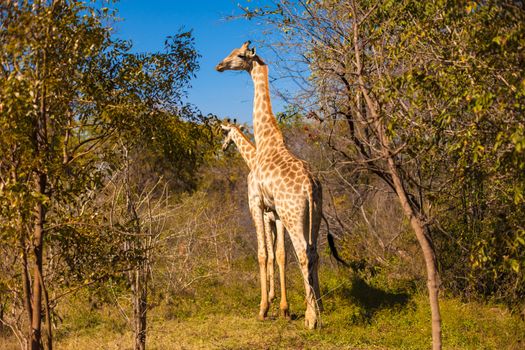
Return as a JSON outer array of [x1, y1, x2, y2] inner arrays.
[[308, 184, 314, 246], [322, 214, 349, 267]]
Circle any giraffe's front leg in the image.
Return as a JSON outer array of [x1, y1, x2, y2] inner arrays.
[[249, 195, 269, 320], [264, 213, 276, 304]]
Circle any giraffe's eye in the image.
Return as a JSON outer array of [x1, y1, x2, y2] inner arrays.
[[237, 54, 245, 58]]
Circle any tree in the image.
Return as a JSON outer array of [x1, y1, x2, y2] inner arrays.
[[0, 1, 200, 349], [112, 114, 211, 350]]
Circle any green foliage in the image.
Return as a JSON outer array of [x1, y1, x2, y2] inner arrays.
[[393, 1, 525, 307], [378, 0, 525, 307]]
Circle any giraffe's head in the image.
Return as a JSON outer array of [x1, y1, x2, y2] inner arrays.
[[220, 121, 246, 151], [221, 124, 235, 151], [215, 41, 259, 72]]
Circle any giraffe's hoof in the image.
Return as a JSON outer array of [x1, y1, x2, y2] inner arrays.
[[257, 313, 267, 321], [304, 317, 318, 330], [304, 309, 318, 329], [280, 308, 291, 320], [257, 308, 269, 321]]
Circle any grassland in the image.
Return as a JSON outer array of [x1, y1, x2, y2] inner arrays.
[[2, 265, 524, 349]]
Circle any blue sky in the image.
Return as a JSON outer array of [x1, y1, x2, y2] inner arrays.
[[114, 0, 288, 124]]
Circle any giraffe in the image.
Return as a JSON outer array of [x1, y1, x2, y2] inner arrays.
[[216, 41, 324, 329], [221, 121, 290, 319]]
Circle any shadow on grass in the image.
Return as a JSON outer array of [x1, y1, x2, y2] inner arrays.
[[337, 275, 412, 324]]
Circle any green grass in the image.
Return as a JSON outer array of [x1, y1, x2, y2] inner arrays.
[[2, 266, 524, 349]]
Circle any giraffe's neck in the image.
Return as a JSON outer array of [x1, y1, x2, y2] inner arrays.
[[230, 127, 257, 170], [250, 62, 284, 149]]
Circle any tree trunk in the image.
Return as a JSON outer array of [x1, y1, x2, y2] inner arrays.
[[20, 236, 33, 347], [30, 173, 47, 350], [124, 154, 148, 350], [38, 267, 52, 350], [387, 157, 442, 350], [132, 265, 147, 350]]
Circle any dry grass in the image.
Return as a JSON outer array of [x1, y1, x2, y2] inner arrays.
[[2, 268, 524, 350], [50, 299, 524, 350]]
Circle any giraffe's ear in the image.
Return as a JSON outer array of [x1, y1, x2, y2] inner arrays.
[[246, 47, 256, 58], [239, 125, 247, 132], [241, 41, 251, 50], [221, 124, 230, 131]]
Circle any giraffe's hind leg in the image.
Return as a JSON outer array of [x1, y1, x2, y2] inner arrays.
[[288, 227, 318, 329], [284, 198, 323, 329], [308, 244, 323, 312]]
